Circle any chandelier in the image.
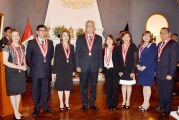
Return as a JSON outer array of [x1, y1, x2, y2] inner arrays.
[[62, 0, 94, 9]]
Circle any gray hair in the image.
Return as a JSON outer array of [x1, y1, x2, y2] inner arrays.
[[85, 20, 96, 31]]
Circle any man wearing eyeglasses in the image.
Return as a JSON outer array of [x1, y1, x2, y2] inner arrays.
[[26, 25, 54, 117]]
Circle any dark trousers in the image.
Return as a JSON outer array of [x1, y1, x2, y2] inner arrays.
[[32, 77, 51, 111], [157, 78, 174, 113], [105, 68, 119, 106], [80, 69, 98, 107]]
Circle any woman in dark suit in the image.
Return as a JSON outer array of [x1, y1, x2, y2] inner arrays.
[[119, 31, 138, 108], [136, 31, 157, 111], [103, 35, 120, 111], [3, 29, 26, 120], [53, 30, 75, 111]]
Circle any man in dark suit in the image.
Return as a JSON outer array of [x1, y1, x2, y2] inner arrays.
[[155, 27, 178, 116], [0, 27, 12, 51], [116, 31, 124, 45], [26, 25, 54, 116], [171, 33, 178, 42], [172, 33, 179, 96], [75, 20, 103, 112]]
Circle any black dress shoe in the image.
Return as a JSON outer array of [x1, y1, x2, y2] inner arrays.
[[154, 106, 163, 110], [14, 116, 22, 120], [90, 106, 99, 111], [112, 106, 117, 111], [176, 110, 179, 116], [81, 106, 88, 112], [66, 106, 71, 111], [60, 108, 64, 112], [106, 105, 112, 110], [125, 106, 130, 109], [120, 105, 126, 108], [64, 104, 71, 111], [20, 116, 25, 119], [32, 111, 39, 117], [14, 118, 22, 120], [162, 111, 170, 116], [44, 108, 55, 113]]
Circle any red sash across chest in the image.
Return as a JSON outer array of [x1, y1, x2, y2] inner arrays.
[[62, 43, 70, 63], [85, 33, 95, 56], [11, 43, 24, 66], [158, 38, 171, 61], [35, 37, 48, 62], [122, 43, 130, 65], [104, 46, 114, 66]]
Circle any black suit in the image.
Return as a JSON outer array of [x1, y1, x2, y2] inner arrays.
[[26, 39, 54, 111], [156, 39, 178, 113], [103, 46, 120, 106], [0, 36, 10, 51], [75, 34, 102, 107]]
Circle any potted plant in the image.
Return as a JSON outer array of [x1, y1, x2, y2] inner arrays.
[[53, 25, 66, 38], [76, 28, 84, 38]]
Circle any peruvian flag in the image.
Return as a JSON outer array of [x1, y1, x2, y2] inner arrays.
[[21, 20, 34, 46]]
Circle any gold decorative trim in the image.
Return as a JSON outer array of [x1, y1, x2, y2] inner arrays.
[[0, 12, 4, 39], [62, 0, 94, 9]]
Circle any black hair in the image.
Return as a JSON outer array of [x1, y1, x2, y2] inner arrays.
[[172, 33, 178, 37], [161, 27, 170, 33], [4, 26, 12, 32], [36, 25, 47, 31]]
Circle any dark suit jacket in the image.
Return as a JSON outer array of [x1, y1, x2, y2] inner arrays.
[[177, 42, 179, 62], [103, 46, 120, 77], [26, 39, 54, 78], [119, 43, 138, 74], [156, 40, 178, 80], [75, 34, 103, 72], [53, 43, 75, 74], [0, 36, 10, 51]]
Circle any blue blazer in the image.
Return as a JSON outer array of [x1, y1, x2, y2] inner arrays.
[[137, 43, 157, 70], [156, 40, 178, 80], [26, 39, 54, 78]]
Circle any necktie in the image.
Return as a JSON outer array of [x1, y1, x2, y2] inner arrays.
[[89, 36, 92, 41], [41, 40, 46, 51], [160, 41, 165, 48]]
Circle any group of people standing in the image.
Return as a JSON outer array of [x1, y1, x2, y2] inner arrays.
[[0, 20, 178, 119], [103, 27, 178, 116]]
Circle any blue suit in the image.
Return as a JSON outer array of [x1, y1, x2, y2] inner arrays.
[[137, 43, 157, 86], [26, 39, 54, 112]]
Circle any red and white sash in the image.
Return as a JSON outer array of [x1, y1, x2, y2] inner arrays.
[[11, 43, 24, 66], [158, 38, 171, 60], [62, 43, 70, 63], [85, 33, 95, 56], [122, 43, 130, 65], [35, 37, 48, 62], [138, 44, 149, 60], [104, 46, 114, 66]]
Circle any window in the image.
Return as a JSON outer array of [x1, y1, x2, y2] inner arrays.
[[146, 14, 168, 44]]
